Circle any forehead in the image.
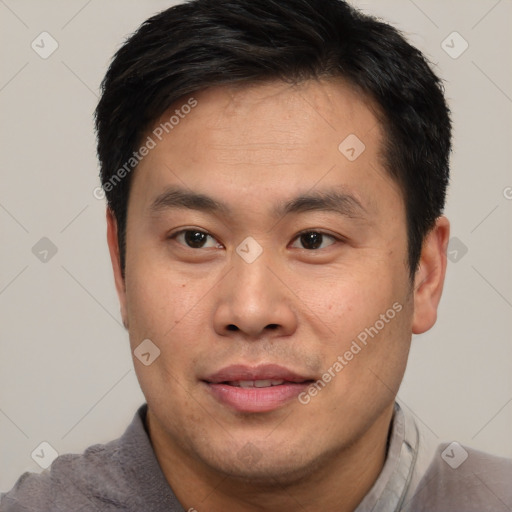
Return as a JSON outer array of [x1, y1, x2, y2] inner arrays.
[[148, 78, 382, 159], [130, 78, 400, 217]]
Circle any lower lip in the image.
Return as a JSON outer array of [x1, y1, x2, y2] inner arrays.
[[205, 382, 310, 413]]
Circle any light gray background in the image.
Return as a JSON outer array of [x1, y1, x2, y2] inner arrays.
[[1, 0, 511, 492]]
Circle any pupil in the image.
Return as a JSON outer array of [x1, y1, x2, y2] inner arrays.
[[185, 231, 206, 248], [301, 232, 322, 250]]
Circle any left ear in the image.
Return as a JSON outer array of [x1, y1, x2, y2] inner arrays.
[[412, 215, 450, 334]]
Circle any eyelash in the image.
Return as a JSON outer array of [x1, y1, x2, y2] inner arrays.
[[168, 228, 341, 250]]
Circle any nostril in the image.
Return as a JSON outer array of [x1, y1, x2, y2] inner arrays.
[[266, 324, 279, 330], [227, 324, 238, 331]]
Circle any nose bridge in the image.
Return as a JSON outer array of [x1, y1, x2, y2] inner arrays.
[[231, 245, 277, 313]]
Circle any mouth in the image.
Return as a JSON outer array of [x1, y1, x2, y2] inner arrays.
[[202, 364, 315, 413], [223, 379, 291, 388]]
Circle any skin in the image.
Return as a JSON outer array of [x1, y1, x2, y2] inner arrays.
[[106, 78, 449, 511]]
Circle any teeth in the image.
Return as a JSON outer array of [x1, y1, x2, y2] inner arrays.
[[239, 380, 257, 388], [254, 379, 274, 388], [231, 379, 285, 388]]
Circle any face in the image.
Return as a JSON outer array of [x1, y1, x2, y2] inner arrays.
[[107, 79, 441, 484]]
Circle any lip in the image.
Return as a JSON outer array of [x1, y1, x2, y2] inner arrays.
[[204, 364, 311, 383], [202, 364, 314, 413]]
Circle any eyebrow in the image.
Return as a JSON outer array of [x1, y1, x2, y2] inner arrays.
[[149, 185, 367, 220]]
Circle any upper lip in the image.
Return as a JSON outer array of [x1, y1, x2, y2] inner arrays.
[[203, 364, 313, 384]]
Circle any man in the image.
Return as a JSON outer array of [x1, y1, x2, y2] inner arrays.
[[2, 0, 511, 511]]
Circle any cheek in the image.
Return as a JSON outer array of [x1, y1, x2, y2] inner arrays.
[[125, 270, 204, 408], [125, 260, 196, 337], [295, 261, 406, 340], [124, 262, 212, 382], [299, 259, 413, 389], [332, 294, 412, 392]]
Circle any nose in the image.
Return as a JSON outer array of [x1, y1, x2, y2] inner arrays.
[[213, 250, 298, 340]]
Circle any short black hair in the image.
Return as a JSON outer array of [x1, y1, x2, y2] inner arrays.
[[95, 0, 451, 278]]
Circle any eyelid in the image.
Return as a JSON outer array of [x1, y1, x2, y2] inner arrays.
[[169, 227, 208, 237], [293, 229, 339, 240]]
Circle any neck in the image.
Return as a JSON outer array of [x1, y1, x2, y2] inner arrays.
[[147, 404, 394, 512]]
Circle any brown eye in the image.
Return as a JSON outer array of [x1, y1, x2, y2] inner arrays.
[[172, 230, 220, 249], [291, 231, 337, 250], [184, 230, 208, 248]]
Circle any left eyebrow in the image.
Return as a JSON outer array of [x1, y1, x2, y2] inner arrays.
[[272, 189, 368, 220]]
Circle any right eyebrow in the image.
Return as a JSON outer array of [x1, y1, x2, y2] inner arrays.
[[149, 186, 231, 216]]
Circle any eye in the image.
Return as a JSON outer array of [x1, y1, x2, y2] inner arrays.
[[290, 231, 338, 250], [170, 229, 222, 249]]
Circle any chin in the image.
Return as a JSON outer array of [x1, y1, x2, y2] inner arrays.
[[202, 443, 331, 488]]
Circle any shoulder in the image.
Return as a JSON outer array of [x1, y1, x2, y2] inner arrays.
[[407, 442, 512, 512], [1, 436, 130, 512], [0, 407, 150, 512]]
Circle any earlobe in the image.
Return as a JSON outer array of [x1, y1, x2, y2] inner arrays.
[[412, 216, 450, 335], [106, 208, 129, 330]]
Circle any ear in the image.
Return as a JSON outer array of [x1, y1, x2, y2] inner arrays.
[[412, 215, 450, 334], [106, 208, 129, 329]]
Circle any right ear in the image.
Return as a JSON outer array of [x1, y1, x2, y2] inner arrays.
[[106, 208, 129, 329]]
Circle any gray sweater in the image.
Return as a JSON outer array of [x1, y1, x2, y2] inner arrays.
[[2, 402, 511, 511]]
